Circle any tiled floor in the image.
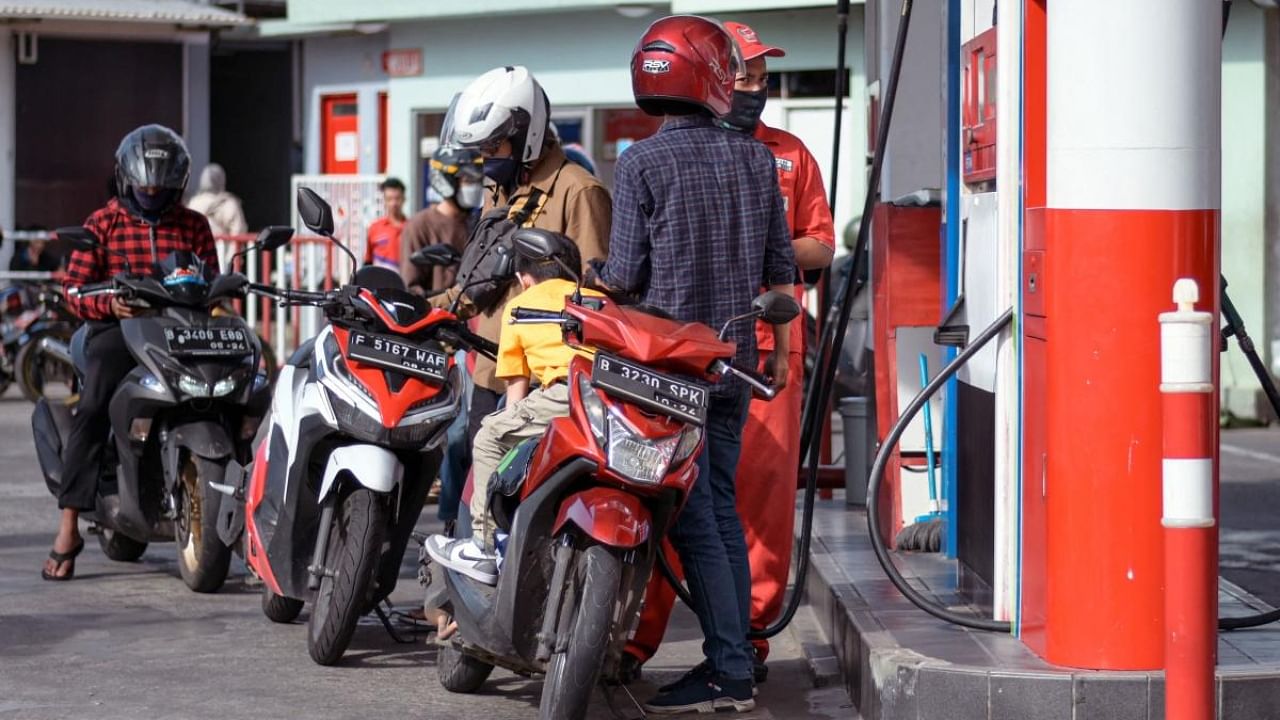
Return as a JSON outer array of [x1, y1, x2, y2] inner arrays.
[[805, 494, 1280, 719]]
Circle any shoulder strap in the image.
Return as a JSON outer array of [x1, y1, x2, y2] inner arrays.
[[508, 158, 570, 228]]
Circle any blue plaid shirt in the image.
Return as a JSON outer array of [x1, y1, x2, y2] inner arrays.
[[600, 114, 795, 395]]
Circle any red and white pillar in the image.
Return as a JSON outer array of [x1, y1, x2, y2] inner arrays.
[[1159, 278, 1216, 720], [1039, 0, 1220, 669]]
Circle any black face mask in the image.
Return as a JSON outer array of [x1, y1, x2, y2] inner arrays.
[[719, 89, 768, 133], [483, 157, 519, 192]]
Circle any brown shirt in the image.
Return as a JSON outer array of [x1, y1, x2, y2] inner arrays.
[[400, 204, 469, 293], [436, 143, 612, 393]]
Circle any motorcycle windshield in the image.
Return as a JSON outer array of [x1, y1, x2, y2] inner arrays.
[[155, 251, 212, 306]]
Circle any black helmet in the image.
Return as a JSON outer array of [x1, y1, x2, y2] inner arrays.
[[429, 146, 485, 208], [115, 124, 191, 219]]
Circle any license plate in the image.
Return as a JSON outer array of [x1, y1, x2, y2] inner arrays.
[[347, 331, 448, 383], [164, 326, 251, 357], [592, 352, 707, 426]]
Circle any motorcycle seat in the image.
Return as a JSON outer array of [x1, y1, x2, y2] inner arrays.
[[353, 265, 406, 292]]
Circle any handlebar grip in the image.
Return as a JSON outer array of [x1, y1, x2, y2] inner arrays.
[[510, 307, 564, 322], [71, 281, 115, 299], [734, 362, 778, 400], [459, 328, 499, 359]]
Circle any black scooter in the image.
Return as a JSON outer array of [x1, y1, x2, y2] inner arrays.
[[31, 226, 289, 592]]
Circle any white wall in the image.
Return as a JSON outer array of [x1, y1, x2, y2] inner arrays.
[[1222, 1, 1267, 418], [0, 32, 14, 234], [301, 32, 388, 176], [384, 7, 865, 208]]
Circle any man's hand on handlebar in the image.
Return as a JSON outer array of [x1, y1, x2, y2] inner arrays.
[[764, 352, 789, 391], [111, 295, 135, 319]]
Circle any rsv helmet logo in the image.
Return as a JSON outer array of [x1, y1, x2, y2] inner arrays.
[[642, 59, 671, 74]]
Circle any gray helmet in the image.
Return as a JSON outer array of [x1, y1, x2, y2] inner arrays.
[[429, 146, 484, 201], [114, 124, 191, 217]]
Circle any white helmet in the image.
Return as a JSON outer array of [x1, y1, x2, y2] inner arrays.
[[445, 66, 550, 165]]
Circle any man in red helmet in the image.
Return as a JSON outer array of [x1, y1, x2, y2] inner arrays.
[[621, 21, 836, 682], [596, 15, 796, 715]]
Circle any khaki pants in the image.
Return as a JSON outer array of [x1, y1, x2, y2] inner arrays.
[[470, 383, 570, 549]]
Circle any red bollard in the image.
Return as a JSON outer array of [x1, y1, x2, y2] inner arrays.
[[1159, 278, 1217, 720]]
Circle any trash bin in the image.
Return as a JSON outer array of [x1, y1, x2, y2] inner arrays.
[[840, 397, 871, 505]]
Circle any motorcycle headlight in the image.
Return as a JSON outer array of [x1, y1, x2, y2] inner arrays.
[[673, 425, 703, 464], [577, 374, 608, 447], [140, 372, 166, 394], [605, 409, 680, 485], [211, 375, 239, 397], [178, 373, 210, 398]]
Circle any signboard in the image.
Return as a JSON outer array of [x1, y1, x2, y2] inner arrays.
[[382, 49, 423, 78]]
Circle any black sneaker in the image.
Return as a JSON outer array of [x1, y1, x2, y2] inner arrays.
[[643, 674, 755, 715], [657, 660, 711, 693]]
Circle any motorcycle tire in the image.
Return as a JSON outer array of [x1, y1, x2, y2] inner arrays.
[[437, 642, 495, 693], [539, 544, 622, 720], [307, 487, 388, 666], [97, 528, 147, 562], [174, 455, 233, 593], [16, 332, 75, 404], [262, 587, 304, 624]]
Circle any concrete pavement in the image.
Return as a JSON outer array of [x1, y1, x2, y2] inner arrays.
[[0, 391, 853, 720]]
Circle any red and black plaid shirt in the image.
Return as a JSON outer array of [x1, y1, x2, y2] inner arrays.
[[65, 198, 219, 320]]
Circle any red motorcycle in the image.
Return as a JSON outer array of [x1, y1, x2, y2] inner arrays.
[[423, 229, 799, 720]]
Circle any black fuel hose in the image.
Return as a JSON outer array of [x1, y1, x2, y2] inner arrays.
[[866, 309, 1013, 632]]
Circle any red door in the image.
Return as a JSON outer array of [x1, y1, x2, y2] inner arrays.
[[321, 93, 359, 174], [378, 91, 389, 174]]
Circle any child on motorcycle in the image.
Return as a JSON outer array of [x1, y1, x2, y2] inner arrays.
[[424, 236, 600, 584]]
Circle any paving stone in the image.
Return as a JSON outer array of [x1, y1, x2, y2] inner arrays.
[[1073, 673, 1147, 720], [917, 666, 988, 720], [990, 671, 1071, 720]]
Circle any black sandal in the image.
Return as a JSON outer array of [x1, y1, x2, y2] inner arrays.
[[41, 538, 84, 582]]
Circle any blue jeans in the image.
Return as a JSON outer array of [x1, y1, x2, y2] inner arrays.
[[668, 387, 752, 681], [438, 351, 471, 524]]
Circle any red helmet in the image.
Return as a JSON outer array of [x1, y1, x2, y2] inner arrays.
[[631, 15, 742, 117]]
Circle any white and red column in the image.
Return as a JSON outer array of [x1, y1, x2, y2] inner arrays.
[[1160, 278, 1216, 720], [1034, 0, 1220, 669]]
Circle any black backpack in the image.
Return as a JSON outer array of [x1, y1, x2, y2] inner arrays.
[[454, 188, 547, 314]]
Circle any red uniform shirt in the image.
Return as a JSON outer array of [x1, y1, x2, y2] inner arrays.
[[753, 122, 836, 354], [65, 198, 219, 321], [365, 217, 404, 270]]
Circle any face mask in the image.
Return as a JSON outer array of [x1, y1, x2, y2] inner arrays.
[[483, 157, 519, 191], [132, 188, 175, 216], [719, 89, 768, 133], [456, 181, 485, 210]]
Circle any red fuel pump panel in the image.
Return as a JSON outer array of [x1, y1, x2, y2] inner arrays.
[[962, 28, 997, 184]]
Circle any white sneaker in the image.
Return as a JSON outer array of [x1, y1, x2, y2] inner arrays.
[[424, 535, 499, 585]]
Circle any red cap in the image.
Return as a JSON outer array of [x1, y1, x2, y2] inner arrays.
[[722, 21, 785, 61]]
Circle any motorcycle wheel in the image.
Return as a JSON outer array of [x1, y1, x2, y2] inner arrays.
[[262, 587, 304, 624], [174, 455, 233, 593], [16, 332, 75, 404], [539, 544, 622, 720], [97, 527, 147, 562], [437, 641, 495, 693], [307, 487, 387, 666]]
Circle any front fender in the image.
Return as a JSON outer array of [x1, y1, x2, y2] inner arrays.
[[318, 444, 403, 503], [552, 488, 651, 549]]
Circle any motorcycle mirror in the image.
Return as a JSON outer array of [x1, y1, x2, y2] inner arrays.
[[753, 290, 802, 325], [256, 226, 295, 253], [411, 244, 461, 268], [493, 243, 516, 280], [511, 228, 561, 261], [296, 187, 335, 237], [56, 226, 100, 252]]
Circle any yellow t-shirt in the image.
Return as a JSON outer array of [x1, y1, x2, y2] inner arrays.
[[497, 278, 601, 387]]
